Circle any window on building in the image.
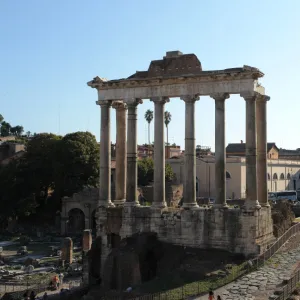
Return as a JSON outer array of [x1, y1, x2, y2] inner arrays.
[[287, 173, 291, 180], [280, 173, 285, 180], [226, 171, 231, 179], [273, 173, 278, 180], [267, 173, 270, 180]]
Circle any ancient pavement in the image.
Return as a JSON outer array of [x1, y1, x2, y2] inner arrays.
[[196, 233, 300, 300]]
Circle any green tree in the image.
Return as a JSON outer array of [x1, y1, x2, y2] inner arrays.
[[14, 125, 24, 136], [164, 111, 172, 157], [0, 121, 11, 137], [0, 114, 3, 124], [137, 158, 173, 186], [54, 131, 99, 197], [144, 109, 153, 146]]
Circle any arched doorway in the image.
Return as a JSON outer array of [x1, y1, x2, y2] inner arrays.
[[68, 208, 85, 234]]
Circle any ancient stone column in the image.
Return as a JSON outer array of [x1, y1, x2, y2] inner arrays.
[[180, 95, 199, 208], [210, 93, 230, 208], [124, 98, 142, 206], [83, 229, 92, 251], [151, 97, 169, 208], [256, 95, 270, 207], [241, 93, 260, 209], [82, 230, 92, 286], [112, 101, 127, 205], [61, 237, 73, 264], [97, 100, 114, 207]]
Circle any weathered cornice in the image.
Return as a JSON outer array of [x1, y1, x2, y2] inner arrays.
[[87, 65, 264, 91]]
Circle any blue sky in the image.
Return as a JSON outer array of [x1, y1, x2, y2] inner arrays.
[[0, 1, 299, 150]]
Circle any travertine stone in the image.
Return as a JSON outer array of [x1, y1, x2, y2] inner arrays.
[[124, 98, 143, 206], [97, 100, 114, 207], [82, 229, 92, 252], [112, 101, 127, 205], [210, 93, 230, 208], [180, 95, 199, 209], [241, 93, 260, 210], [151, 97, 170, 208], [256, 95, 270, 207]]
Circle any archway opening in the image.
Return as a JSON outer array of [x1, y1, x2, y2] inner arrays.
[[67, 208, 85, 234], [140, 250, 157, 282]]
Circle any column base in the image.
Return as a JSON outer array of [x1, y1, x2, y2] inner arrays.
[[98, 200, 115, 208], [243, 200, 261, 210], [213, 203, 229, 209], [151, 202, 167, 209], [124, 201, 140, 207], [182, 202, 199, 209], [113, 199, 126, 206]]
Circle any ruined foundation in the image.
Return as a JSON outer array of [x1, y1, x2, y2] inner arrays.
[[100, 205, 274, 259]]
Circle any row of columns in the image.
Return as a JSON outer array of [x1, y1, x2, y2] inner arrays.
[[97, 92, 269, 210]]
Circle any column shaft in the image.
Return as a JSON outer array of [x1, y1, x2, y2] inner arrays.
[[211, 93, 229, 207], [125, 98, 142, 206], [243, 94, 260, 209], [151, 97, 169, 208], [98, 101, 114, 207], [181, 95, 199, 208], [256, 96, 270, 206], [113, 102, 127, 205]]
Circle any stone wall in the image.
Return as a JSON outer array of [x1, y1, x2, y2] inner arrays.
[[138, 183, 183, 207], [116, 206, 274, 257]]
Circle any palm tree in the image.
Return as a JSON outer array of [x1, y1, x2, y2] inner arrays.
[[144, 109, 153, 146], [164, 111, 172, 158]]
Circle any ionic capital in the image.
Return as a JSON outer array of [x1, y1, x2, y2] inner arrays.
[[124, 98, 143, 107], [210, 93, 230, 101], [150, 96, 170, 104], [112, 101, 127, 111], [180, 94, 200, 103], [256, 94, 271, 103], [240, 92, 258, 102], [96, 100, 112, 107]]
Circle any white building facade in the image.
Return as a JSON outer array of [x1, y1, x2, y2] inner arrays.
[[167, 156, 300, 199]]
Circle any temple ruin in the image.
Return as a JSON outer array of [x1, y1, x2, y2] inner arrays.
[[87, 51, 274, 279]]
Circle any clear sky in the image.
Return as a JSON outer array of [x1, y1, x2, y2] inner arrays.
[[1, 1, 299, 150]]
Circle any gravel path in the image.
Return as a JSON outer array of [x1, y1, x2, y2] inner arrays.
[[197, 233, 300, 300]]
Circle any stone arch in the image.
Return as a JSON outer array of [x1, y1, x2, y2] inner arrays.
[[280, 173, 285, 180], [273, 173, 278, 180], [67, 208, 85, 234], [226, 171, 231, 180]]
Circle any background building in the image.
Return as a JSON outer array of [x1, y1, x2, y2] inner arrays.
[[168, 142, 300, 199]]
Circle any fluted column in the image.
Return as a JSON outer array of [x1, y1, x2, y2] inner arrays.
[[241, 93, 260, 209], [210, 93, 230, 208], [97, 100, 114, 207], [151, 97, 169, 208], [180, 95, 199, 209], [112, 101, 127, 205], [124, 98, 142, 206], [256, 95, 270, 207]]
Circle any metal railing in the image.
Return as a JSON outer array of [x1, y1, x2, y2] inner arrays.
[[102, 223, 300, 300], [0, 279, 82, 299], [270, 266, 300, 299]]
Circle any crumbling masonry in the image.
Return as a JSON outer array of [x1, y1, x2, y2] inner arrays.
[[87, 51, 274, 278]]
